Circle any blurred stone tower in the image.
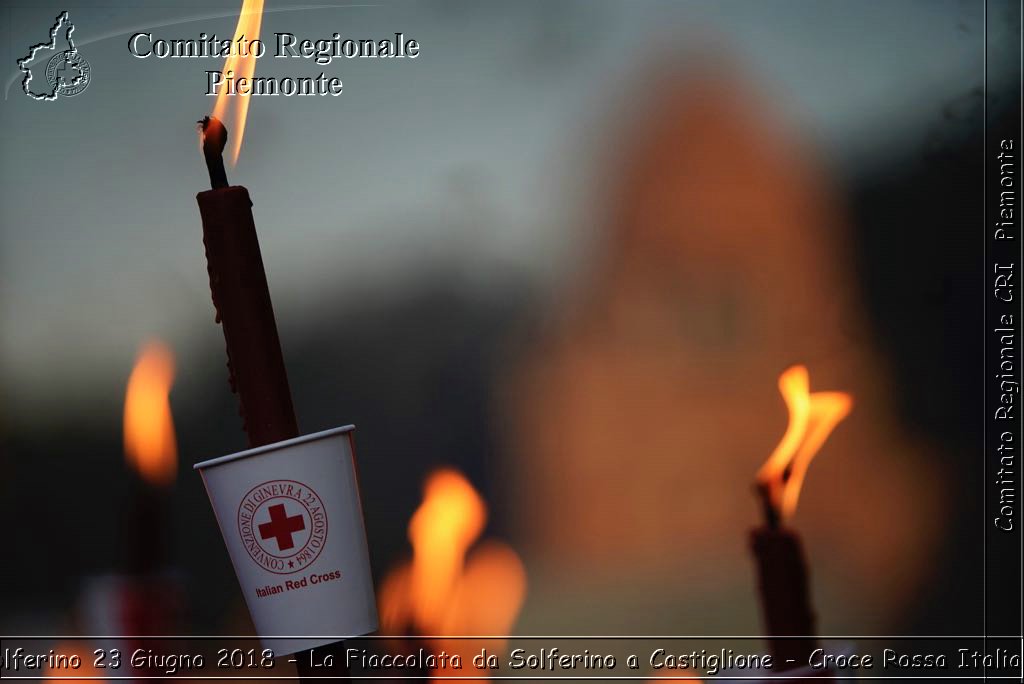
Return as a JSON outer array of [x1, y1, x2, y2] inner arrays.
[[503, 64, 943, 633]]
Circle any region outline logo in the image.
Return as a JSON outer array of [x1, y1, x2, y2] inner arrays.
[[18, 10, 91, 100], [238, 479, 329, 575]]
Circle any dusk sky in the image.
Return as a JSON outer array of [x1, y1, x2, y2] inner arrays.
[[0, 0, 1003, 410]]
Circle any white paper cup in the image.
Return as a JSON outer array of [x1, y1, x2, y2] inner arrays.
[[195, 426, 378, 656]]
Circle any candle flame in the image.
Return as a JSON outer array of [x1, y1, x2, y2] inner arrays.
[[379, 468, 526, 680], [408, 468, 488, 631], [211, 0, 264, 166], [437, 541, 526, 637], [756, 365, 852, 521], [123, 341, 178, 487], [45, 642, 104, 684]]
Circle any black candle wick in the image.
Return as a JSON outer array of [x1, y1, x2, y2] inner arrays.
[[198, 115, 229, 190], [756, 481, 781, 530]]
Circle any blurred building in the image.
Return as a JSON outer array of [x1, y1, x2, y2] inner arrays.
[[503, 66, 944, 634]]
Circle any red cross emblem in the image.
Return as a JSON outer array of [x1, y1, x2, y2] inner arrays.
[[258, 503, 306, 551], [238, 480, 328, 575]]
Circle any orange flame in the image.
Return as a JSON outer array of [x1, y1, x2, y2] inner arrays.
[[408, 468, 488, 631], [379, 469, 526, 680], [123, 341, 178, 487], [756, 365, 852, 521], [211, 0, 264, 166], [437, 541, 526, 637], [44, 642, 104, 683]]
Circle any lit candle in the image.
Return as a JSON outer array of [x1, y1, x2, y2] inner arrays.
[[750, 365, 852, 671], [197, 117, 360, 683], [122, 340, 178, 574], [193, 3, 378, 679], [95, 341, 185, 667]]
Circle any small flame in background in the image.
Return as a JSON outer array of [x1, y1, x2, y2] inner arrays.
[[379, 469, 527, 680], [408, 469, 487, 631], [44, 643, 104, 683], [756, 365, 853, 521], [123, 341, 177, 487], [211, 0, 264, 166]]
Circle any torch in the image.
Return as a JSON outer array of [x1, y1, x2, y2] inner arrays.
[[377, 469, 527, 681], [750, 365, 852, 671], [191, 0, 376, 677], [195, 119, 376, 677], [123, 341, 179, 578], [77, 342, 185, 678]]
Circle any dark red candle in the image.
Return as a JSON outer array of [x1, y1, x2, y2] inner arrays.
[[196, 117, 298, 449], [750, 510, 818, 668]]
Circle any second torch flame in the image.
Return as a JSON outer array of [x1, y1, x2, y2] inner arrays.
[[756, 365, 853, 523], [123, 341, 177, 487], [211, 0, 264, 166], [379, 469, 526, 680], [408, 469, 489, 631]]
